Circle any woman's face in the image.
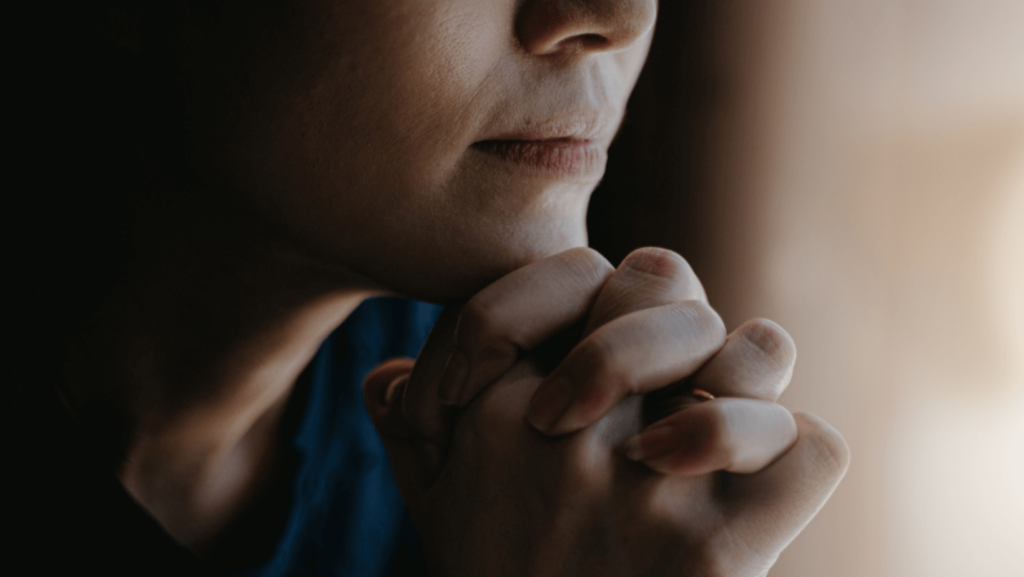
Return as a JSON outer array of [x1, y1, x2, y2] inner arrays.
[[166, 0, 656, 300]]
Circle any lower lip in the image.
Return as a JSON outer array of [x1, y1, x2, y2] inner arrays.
[[470, 139, 605, 180]]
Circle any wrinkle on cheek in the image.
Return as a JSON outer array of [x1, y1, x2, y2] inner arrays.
[[408, 5, 511, 146], [614, 31, 654, 84], [443, 58, 514, 175], [583, 57, 621, 112], [273, 2, 502, 191]]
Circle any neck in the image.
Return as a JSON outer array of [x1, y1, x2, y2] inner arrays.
[[63, 185, 378, 555]]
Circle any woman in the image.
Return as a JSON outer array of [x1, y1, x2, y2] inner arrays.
[[0, 1, 849, 575]]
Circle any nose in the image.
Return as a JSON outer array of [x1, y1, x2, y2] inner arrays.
[[516, 0, 657, 56]]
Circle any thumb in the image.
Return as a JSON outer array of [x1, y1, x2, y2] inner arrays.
[[362, 357, 436, 504]]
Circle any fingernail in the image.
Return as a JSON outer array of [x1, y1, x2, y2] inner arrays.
[[527, 377, 576, 432], [624, 423, 678, 462], [438, 351, 469, 405]]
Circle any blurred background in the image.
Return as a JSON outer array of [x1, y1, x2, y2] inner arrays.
[[589, 1, 1024, 576]]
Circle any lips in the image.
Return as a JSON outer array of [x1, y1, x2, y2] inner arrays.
[[471, 138, 606, 180]]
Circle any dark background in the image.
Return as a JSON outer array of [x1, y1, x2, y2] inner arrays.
[[589, 1, 722, 281]]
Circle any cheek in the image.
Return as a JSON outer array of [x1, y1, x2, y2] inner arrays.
[[187, 1, 517, 245], [273, 1, 514, 181]]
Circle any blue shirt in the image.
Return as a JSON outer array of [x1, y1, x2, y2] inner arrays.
[[242, 297, 442, 577]]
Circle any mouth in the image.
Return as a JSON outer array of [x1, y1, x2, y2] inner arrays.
[[470, 138, 606, 181]]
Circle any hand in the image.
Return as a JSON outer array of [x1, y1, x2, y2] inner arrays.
[[364, 247, 849, 576], [408, 246, 805, 471]]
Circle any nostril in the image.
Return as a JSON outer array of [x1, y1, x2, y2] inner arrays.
[[577, 33, 609, 49], [516, 0, 656, 56]]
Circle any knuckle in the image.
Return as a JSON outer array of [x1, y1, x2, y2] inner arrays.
[[461, 390, 523, 441], [672, 301, 727, 348], [458, 297, 512, 349], [464, 402, 504, 435], [705, 539, 766, 577], [689, 526, 750, 577], [561, 246, 615, 281], [701, 514, 780, 576], [795, 413, 852, 480], [739, 318, 797, 369], [561, 433, 609, 483], [712, 541, 777, 577]]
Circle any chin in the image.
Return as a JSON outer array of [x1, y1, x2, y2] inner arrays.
[[363, 216, 590, 305]]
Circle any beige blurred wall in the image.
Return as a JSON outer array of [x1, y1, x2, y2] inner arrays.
[[700, 1, 1024, 576]]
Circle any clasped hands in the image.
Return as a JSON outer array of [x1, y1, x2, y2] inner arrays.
[[364, 248, 849, 577]]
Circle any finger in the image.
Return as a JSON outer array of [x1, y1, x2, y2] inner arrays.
[[581, 247, 707, 337], [401, 306, 461, 444], [526, 300, 726, 435], [437, 247, 613, 407], [362, 358, 434, 501], [723, 412, 850, 553], [622, 398, 798, 475], [364, 357, 418, 415], [526, 248, 718, 435], [687, 318, 797, 401]]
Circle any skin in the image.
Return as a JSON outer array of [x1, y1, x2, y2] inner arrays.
[[365, 247, 848, 576], [59, 0, 849, 572], [155, 0, 651, 299]]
